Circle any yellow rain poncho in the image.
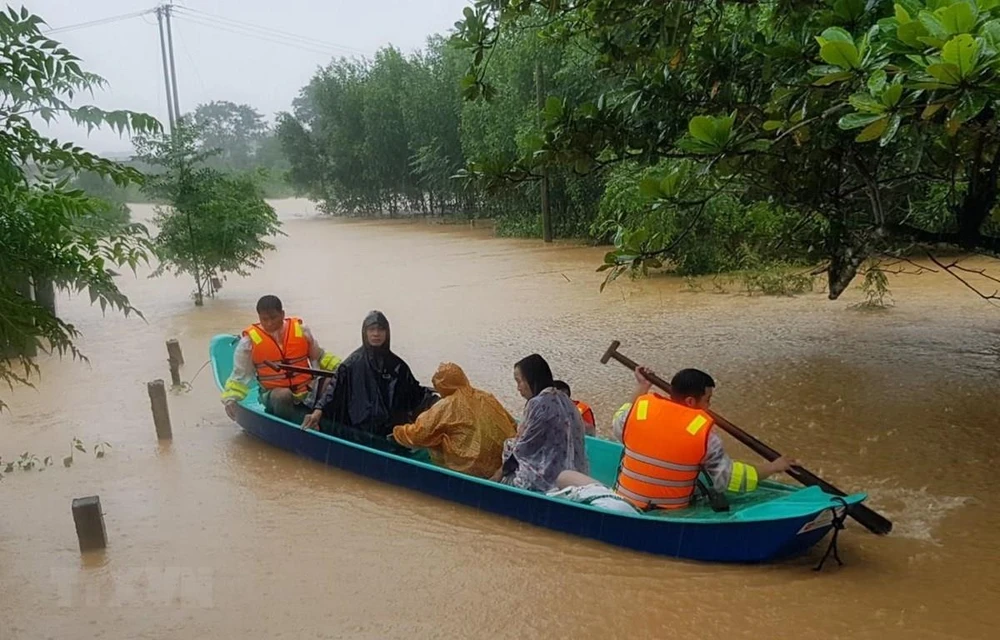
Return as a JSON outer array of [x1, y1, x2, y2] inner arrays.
[[392, 363, 517, 479]]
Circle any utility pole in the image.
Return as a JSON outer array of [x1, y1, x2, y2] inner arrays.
[[155, 6, 175, 131], [164, 3, 182, 122], [535, 59, 553, 243]]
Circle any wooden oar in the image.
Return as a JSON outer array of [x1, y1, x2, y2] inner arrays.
[[263, 360, 337, 378], [600, 340, 893, 536]]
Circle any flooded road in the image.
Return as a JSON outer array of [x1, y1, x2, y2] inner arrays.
[[1, 199, 998, 639]]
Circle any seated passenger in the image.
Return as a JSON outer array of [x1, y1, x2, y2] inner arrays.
[[493, 354, 589, 492], [302, 311, 436, 438], [221, 295, 340, 423], [611, 366, 798, 510], [391, 363, 516, 478], [553, 380, 596, 436]]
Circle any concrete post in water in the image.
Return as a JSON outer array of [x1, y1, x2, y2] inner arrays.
[[147, 379, 173, 440], [72, 496, 107, 552]]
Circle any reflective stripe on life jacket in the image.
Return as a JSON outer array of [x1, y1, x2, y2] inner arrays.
[[573, 400, 596, 428], [243, 317, 312, 393], [614, 393, 713, 510]]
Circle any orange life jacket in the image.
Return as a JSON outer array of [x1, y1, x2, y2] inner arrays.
[[574, 400, 596, 428], [243, 317, 312, 394], [615, 393, 713, 510]]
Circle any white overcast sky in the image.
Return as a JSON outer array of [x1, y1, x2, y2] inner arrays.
[[29, 0, 471, 154]]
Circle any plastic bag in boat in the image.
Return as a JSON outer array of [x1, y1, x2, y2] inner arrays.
[[547, 484, 638, 514]]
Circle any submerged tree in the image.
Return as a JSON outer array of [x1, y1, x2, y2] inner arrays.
[[134, 119, 282, 306], [0, 7, 160, 410]]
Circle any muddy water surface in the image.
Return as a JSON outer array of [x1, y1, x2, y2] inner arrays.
[[1, 199, 998, 639]]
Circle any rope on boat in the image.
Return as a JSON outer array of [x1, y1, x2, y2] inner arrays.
[[813, 497, 850, 572]]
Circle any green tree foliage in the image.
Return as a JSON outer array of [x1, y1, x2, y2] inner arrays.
[[134, 120, 282, 306], [191, 100, 269, 172], [0, 7, 160, 410], [453, 0, 1000, 299], [278, 44, 466, 214]]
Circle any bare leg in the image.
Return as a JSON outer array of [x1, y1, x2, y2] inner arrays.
[[556, 469, 604, 489]]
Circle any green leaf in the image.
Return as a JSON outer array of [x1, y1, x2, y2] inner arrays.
[[868, 69, 888, 94], [882, 82, 904, 107], [838, 112, 886, 130], [919, 10, 950, 40], [544, 96, 563, 120], [979, 19, 1000, 46], [926, 62, 962, 84], [820, 41, 861, 69], [952, 93, 987, 123], [895, 4, 912, 24], [762, 119, 784, 131], [688, 115, 716, 143], [897, 20, 930, 48], [833, 0, 865, 21], [819, 27, 856, 44], [937, 2, 977, 35], [849, 93, 887, 113], [639, 176, 661, 199], [922, 102, 945, 119], [659, 169, 685, 197], [941, 34, 979, 78], [856, 117, 889, 142], [880, 114, 902, 146], [813, 71, 854, 86]]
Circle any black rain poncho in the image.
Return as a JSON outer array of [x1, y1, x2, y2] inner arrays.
[[314, 311, 436, 438]]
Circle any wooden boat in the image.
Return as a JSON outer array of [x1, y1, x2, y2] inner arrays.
[[210, 334, 866, 563]]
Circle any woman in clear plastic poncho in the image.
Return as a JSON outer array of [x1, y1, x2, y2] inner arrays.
[[392, 363, 517, 478], [494, 354, 589, 492]]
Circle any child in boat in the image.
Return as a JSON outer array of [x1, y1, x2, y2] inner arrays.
[[391, 363, 517, 479], [492, 354, 589, 492], [221, 295, 340, 423], [552, 380, 596, 436]]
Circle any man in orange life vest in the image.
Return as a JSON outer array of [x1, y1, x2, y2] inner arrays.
[[221, 295, 341, 423], [611, 367, 797, 510], [553, 380, 596, 436]]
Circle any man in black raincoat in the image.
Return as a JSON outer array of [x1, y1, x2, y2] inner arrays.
[[302, 311, 437, 442]]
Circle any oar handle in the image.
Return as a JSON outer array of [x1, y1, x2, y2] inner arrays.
[[600, 340, 893, 535], [263, 360, 337, 378]]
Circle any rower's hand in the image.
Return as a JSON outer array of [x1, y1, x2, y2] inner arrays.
[[302, 409, 322, 431], [634, 365, 653, 396], [224, 402, 237, 421], [764, 456, 800, 477]]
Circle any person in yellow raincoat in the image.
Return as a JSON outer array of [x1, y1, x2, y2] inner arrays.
[[391, 363, 517, 479]]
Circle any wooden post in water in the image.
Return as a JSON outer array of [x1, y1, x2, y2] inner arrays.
[[166, 339, 183, 386], [147, 379, 172, 440], [71, 495, 107, 552], [166, 338, 184, 366]]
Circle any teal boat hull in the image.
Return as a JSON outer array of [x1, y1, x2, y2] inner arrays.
[[210, 334, 866, 563]]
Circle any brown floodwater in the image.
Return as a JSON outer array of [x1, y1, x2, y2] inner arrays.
[[1, 199, 998, 639]]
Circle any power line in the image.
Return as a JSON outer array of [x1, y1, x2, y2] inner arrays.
[[44, 9, 154, 36], [171, 13, 359, 58], [171, 6, 369, 57]]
